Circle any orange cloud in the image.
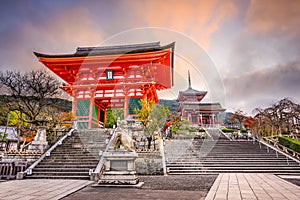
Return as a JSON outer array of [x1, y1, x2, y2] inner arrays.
[[134, 0, 236, 49], [246, 0, 300, 37]]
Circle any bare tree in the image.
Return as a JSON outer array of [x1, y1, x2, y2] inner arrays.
[[252, 98, 300, 138], [0, 70, 62, 125], [232, 109, 247, 130]]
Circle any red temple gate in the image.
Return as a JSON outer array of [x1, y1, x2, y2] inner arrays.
[[34, 42, 175, 129]]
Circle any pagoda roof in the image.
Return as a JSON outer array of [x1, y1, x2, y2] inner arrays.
[[176, 70, 207, 102], [180, 87, 207, 96], [34, 42, 174, 58], [177, 102, 226, 113], [177, 87, 207, 102]]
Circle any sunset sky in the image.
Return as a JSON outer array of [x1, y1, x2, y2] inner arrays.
[[1, 0, 300, 115]]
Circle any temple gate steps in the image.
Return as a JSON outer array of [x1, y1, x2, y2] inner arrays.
[[165, 136, 300, 175], [204, 127, 229, 140], [26, 129, 109, 180]]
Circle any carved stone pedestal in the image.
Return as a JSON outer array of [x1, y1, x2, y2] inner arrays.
[[97, 150, 143, 187]]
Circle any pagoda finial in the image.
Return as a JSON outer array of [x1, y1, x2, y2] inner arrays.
[[188, 70, 191, 88]]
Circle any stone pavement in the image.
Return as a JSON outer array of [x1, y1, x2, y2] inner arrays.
[[0, 179, 92, 200], [0, 174, 299, 200], [205, 173, 300, 200]]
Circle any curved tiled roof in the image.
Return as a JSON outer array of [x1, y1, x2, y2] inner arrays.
[[34, 42, 175, 58], [177, 102, 226, 113], [180, 87, 207, 95]]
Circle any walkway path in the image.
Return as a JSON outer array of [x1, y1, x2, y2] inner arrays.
[[0, 174, 299, 200], [205, 173, 300, 200], [0, 179, 92, 200]]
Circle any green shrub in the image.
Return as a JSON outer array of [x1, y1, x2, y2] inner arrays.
[[198, 128, 205, 132], [281, 131, 290, 135], [278, 137, 289, 147], [185, 133, 197, 137], [221, 128, 234, 133], [241, 129, 247, 133], [188, 127, 196, 132], [278, 137, 300, 153]]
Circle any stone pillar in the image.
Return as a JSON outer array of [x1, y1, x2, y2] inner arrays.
[[211, 114, 215, 127], [28, 126, 48, 152], [215, 114, 218, 127], [200, 114, 203, 126]]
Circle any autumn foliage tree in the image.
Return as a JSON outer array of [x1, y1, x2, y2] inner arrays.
[[135, 99, 169, 149]]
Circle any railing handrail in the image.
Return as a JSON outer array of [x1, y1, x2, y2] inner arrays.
[[0, 161, 27, 180], [91, 127, 117, 181], [218, 128, 232, 140], [20, 142, 32, 151], [23, 128, 75, 176], [262, 137, 300, 162], [203, 128, 213, 140], [258, 138, 300, 164]]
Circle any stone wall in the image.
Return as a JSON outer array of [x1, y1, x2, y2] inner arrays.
[[135, 152, 163, 175], [2, 154, 41, 164]]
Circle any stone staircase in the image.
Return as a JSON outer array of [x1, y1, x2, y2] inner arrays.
[[165, 128, 300, 175], [204, 127, 229, 140], [26, 129, 109, 179]]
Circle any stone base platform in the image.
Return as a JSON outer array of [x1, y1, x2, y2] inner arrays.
[[92, 181, 144, 188], [98, 171, 140, 185]]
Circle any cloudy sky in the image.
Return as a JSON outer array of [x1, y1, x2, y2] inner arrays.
[[0, 0, 300, 115]]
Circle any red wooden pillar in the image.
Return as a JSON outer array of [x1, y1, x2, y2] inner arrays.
[[123, 88, 129, 119], [88, 90, 95, 129], [72, 98, 77, 120], [124, 96, 128, 119], [103, 108, 107, 128]]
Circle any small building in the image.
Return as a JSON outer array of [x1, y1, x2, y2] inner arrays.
[[177, 71, 225, 126], [0, 126, 18, 151]]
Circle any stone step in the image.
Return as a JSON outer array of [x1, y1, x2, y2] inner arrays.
[[37, 162, 98, 165], [42, 155, 98, 159], [167, 162, 300, 167], [33, 168, 92, 172], [26, 129, 109, 180], [167, 166, 300, 171], [48, 149, 102, 153], [31, 171, 90, 176], [166, 161, 294, 164], [34, 165, 96, 168], [167, 165, 300, 168], [53, 145, 105, 149], [166, 160, 298, 163], [41, 158, 98, 162], [166, 156, 285, 160], [168, 170, 300, 174], [50, 152, 99, 157], [27, 175, 90, 179], [164, 138, 300, 175]]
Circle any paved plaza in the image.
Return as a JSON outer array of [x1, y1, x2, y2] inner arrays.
[[0, 179, 92, 200], [0, 174, 299, 200], [206, 173, 300, 200]]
